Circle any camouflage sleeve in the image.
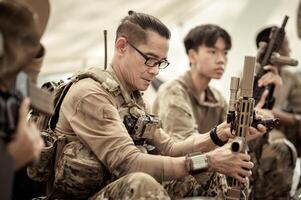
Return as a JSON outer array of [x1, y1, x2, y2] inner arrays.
[[64, 79, 178, 181], [288, 73, 301, 113], [153, 82, 199, 142]]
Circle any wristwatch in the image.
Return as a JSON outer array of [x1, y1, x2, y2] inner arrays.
[[185, 153, 209, 174]]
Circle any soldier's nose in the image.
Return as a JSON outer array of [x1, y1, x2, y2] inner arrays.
[[148, 65, 160, 75]]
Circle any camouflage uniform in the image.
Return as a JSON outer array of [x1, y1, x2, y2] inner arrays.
[[153, 70, 228, 199], [164, 174, 227, 199], [47, 66, 210, 199], [89, 172, 170, 200], [271, 68, 301, 152], [252, 138, 296, 200], [250, 68, 299, 199]]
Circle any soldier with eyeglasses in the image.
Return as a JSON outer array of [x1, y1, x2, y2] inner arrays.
[[48, 11, 270, 200]]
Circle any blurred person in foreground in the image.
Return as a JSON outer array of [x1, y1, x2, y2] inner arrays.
[[0, 0, 45, 199]]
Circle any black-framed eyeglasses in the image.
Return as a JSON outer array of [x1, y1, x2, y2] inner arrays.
[[127, 42, 170, 69]]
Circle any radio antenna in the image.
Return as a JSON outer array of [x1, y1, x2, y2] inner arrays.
[[104, 30, 108, 70]]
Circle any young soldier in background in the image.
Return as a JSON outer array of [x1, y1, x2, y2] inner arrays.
[[153, 24, 295, 199], [153, 24, 231, 199]]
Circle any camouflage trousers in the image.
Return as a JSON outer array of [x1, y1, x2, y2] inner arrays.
[[164, 172, 227, 200], [251, 138, 296, 200], [89, 171, 227, 200], [89, 172, 170, 200]]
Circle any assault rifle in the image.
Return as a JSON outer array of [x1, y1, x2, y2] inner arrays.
[[253, 15, 298, 109], [226, 56, 279, 200], [226, 56, 256, 200]]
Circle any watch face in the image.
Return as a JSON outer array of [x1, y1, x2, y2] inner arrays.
[[191, 154, 208, 172]]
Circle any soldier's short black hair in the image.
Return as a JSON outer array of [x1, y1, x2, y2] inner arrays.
[[116, 10, 170, 45], [184, 24, 231, 54], [255, 26, 286, 48]]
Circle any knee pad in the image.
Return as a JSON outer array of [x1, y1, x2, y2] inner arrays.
[[272, 138, 297, 168]]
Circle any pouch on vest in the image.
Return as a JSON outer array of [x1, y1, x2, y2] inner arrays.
[[27, 81, 65, 182], [123, 105, 160, 144], [27, 131, 57, 181], [27, 71, 109, 186], [53, 140, 106, 198]]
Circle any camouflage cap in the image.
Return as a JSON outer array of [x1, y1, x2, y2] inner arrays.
[[18, 0, 50, 38], [17, 0, 50, 83], [0, 0, 40, 79]]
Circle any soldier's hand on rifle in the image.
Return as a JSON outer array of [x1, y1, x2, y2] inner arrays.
[[215, 120, 267, 143], [255, 108, 274, 119], [258, 65, 283, 87], [6, 98, 44, 170], [246, 124, 267, 141], [245, 108, 275, 141], [255, 88, 269, 109], [216, 121, 236, 142], [207, 144, 253, 183]]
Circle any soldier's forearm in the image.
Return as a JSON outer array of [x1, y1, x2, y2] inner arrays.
[[172, 157, 189, 179], [272, 108, 296, 125], [193, 132, 217, 153]]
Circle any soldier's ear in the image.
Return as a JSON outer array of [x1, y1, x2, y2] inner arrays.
[[0, 32, 4, 57], [115, 37, 127, 55], [187, 49, 197, 65]]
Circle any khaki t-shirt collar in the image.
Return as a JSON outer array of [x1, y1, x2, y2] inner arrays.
[[180, 69, 221, 107]]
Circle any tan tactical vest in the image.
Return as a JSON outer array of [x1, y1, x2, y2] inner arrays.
[[28, 67, 159, 199]]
